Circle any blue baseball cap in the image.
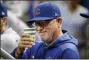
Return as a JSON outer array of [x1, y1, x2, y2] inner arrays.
[[0, 2, 7, 17], [27, 2, 61, 22], [80, 12, 89, 18]]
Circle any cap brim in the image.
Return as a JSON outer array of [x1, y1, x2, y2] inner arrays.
[[27, 17, 54, 23], [80, 13, 89, 18]]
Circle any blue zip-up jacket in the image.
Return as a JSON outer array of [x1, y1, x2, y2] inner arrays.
[[11, 30, 80, 59]]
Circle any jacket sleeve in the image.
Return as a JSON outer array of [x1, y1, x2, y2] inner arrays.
[[11, 42, 42, 59], [11, 48, 31, 59], [62, 48, 80, 59], [21, 48, 31, 59]]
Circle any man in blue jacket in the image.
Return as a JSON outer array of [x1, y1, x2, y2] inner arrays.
[[11, 2, 80, 59]]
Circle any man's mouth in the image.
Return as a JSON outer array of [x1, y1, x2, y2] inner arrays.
[[39, 31, 47, 33]]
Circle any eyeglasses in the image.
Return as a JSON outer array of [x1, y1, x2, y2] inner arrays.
[[34, 20, 52, 26]]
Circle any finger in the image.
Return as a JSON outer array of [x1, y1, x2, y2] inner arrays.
[[21, 34, 30, 37], [19, 45, 33, 48], [18, 39, 34, 45], [20, 41, 34, 45], [21, 38, 35, 42]]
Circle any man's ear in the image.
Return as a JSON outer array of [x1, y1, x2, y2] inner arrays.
[[56, 17, 62, 24]]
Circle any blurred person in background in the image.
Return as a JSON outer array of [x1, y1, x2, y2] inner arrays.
[[3, 1, 42, 43], [52, 0, 88, 58], [3, 1, 30, 34], [3, 1, 29, 18], [0, 2, 20, 54], [80, 12, 89, 58]]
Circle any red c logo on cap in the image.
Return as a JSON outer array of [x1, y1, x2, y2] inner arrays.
[[36, 8, 40, 16]]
